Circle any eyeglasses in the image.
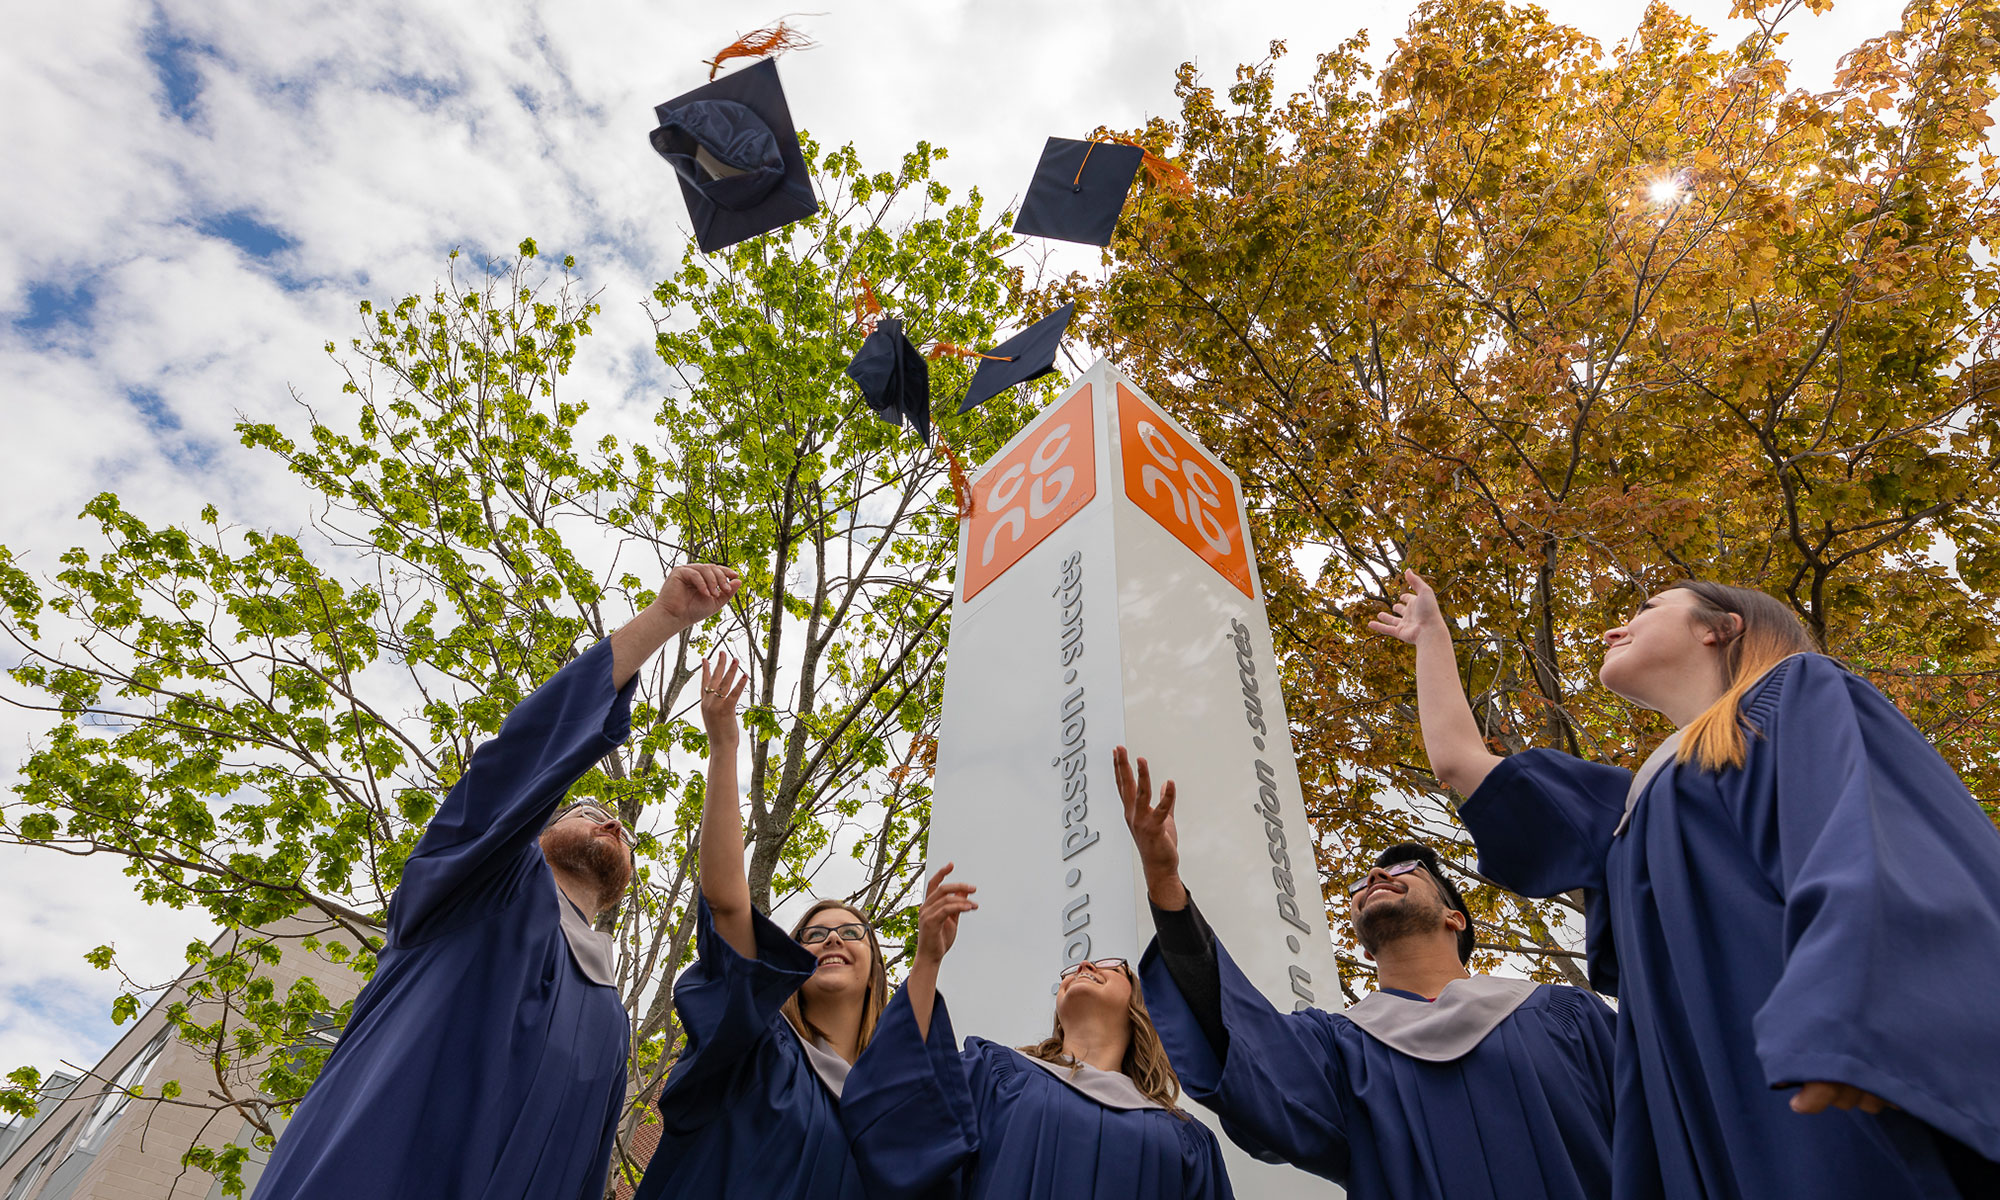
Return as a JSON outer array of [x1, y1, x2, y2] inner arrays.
[[1058, 957, 1129, 980], [798, 922, 868, 946], [560, 806, 635, 845], [1346, 859, 1427, 897]]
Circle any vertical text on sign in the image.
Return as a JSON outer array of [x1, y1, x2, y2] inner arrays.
[[1114, 383, 1254, 598], [960, 384, 1099, 602], [1052, 551, 1098, 978]]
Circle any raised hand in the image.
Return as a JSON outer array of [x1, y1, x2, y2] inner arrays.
[[699, 654, 748, 747], [1115, 745, 1186, 910], [915, 862, 978, 968], [696, 653, 755, 957], [656, 563, 742, 626], [1791, 1081, 1891, 1116], [1366, 569, 1448, 647]]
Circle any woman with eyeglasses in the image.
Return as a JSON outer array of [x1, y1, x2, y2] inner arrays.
[[837, 863, 1234, 1199], [1371, 570, 2000, 1197], [635, 655, 885, 1200]]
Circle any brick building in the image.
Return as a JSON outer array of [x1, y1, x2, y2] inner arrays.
[[0, 916, 370, 1200]]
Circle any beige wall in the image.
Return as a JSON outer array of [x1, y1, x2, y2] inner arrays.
[[1, 915, 371, 1200]]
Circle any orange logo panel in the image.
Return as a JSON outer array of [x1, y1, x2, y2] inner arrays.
[[1117, 383, 1254, 598], [960, 385, 1099, 602]]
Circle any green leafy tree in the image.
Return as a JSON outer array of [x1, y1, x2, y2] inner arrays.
[[0, 138, 1042, 1196]]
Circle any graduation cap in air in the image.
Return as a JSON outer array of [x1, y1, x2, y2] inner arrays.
[[955, 302, 1076, 414], [649, 56, 819, 253], [847, 317, 932, 443], [1013, 138, 1144, 247]]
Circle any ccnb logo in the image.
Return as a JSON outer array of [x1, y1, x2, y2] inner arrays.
[[1116, 383, 1254, 598], [960, 384, 1098, 601]]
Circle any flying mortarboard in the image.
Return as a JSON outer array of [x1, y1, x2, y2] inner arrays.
[[649, 49, 818, 253], [1013, 138, 1144, 247], [846, 317, 932, 443], [954, 302, 1077, 414], [1013, 134, 1192, 248]]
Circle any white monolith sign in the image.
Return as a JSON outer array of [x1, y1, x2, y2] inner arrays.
[[930, 358, 1342, 1198]]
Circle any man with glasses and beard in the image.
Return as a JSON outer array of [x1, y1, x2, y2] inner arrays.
[[1117, 746, 1617, 1200], [253, 563, 741, 1200]]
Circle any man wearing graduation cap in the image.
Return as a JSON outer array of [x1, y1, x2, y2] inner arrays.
[[252, 564, 742, 1200], [1117, 746, 1617, 1200]]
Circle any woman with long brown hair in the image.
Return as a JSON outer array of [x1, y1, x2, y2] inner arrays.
[[836, 863, 1233, 1199], [1371, 571, 2000, 1198], [635, 655, 888, 1200]]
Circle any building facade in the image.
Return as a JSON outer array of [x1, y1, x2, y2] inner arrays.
[[0, 916, 369, 1200]]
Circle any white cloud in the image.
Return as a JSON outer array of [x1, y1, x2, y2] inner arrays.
[[0, 0, 1910, 1078]]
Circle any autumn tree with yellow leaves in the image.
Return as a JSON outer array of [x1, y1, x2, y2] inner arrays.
[[1075, 0, 1999, 996]]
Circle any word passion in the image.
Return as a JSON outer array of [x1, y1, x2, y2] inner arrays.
[[1231, 617, 1316, 1011], [1051, 551, 1100, 969]]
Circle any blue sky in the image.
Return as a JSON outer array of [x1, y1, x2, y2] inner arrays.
[[0, 0, 1909, 1082]]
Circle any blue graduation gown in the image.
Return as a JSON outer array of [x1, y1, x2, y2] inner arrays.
[[634, 896, 867, 1200], [1461, 653, 2000, 1198], [1139, 937, 1616, 1199], [254, 640, 637, 1200], [840, 984, 1234, 1200]]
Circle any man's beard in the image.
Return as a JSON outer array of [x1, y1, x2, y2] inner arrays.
[[1353, 890, 1447, 956], [540, 827, 634, 912]]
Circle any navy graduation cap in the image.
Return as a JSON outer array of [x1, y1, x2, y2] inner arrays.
[[958, 303, 1076, 413], [650, 57, 819, 253], [847, 318, 932, 443], [1013, 138, 1145, 247]]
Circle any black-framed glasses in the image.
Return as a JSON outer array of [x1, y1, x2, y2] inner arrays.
[[798, 922, 868, 946], [1346, 859, 1426, 897], [1058, 957, 1129, 979]]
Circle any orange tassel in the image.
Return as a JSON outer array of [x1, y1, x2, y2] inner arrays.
[[853, 275, 883, 331], [934, 437, 976, 520], [1136, 148, 1191, 193], [1082, 129, 1191, 194], [927, 343, 1015, 363], [705, 21, 814, 80]]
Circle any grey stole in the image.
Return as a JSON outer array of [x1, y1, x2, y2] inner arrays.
[[790, 1025, 852, 1098], [1610, 653, 1814, 837], [553, 882, 619, 987], [1340, 976, 1541, 1062], [1013, 1049, 1165, 1111], [1612, 728, 1686, 837]]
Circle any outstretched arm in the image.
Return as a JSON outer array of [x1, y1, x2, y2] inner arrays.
[[1117, 746, 1226, 1054], [608, 563, 741, 687], [1367, 570, 1502, 798], [908, 862, 978, 1040], [697, 654, 756, 957]]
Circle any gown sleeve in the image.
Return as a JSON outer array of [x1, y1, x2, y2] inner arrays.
[[1175, 1114, 1237, 1200], [838, 984, 980, 1200], [1744, 654, 2000, 1162], [654, 894, 820, 1135], [1149, 895, 1229, 1055], [1458, 747, 1629, 898], [1140, 933, 1352, 1182], [389, 639, 639, 943]]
